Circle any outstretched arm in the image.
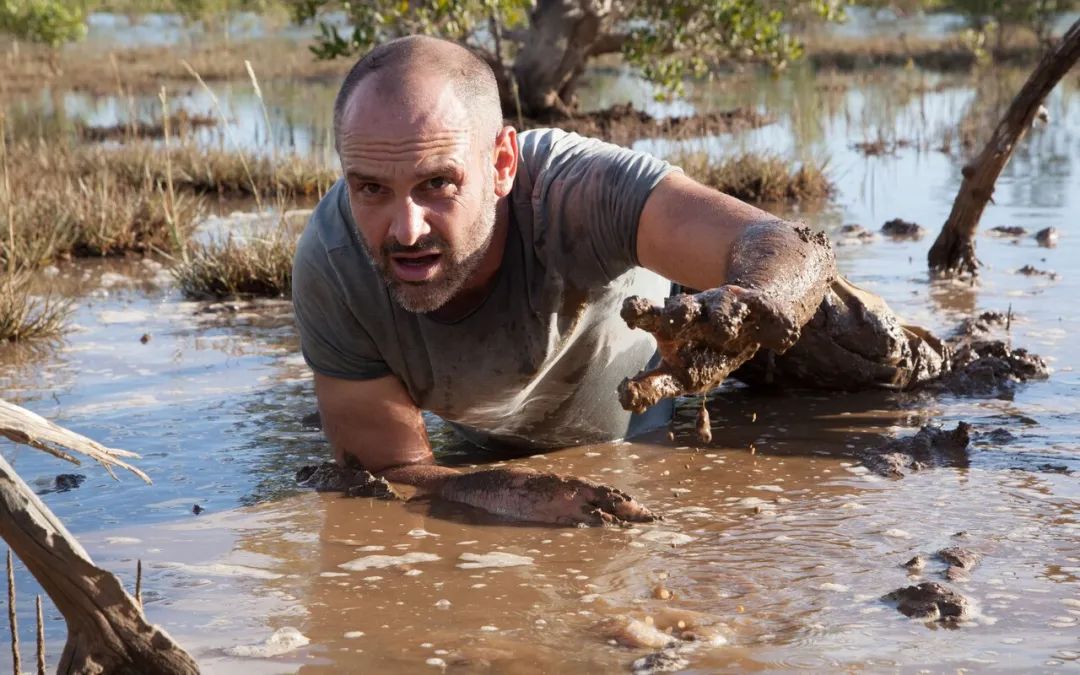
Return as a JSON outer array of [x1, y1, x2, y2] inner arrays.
[[620, 172, 836, 411], [313, 372, 653, 525]]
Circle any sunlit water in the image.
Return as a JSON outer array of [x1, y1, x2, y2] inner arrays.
[[2, 33, 1079, 673]]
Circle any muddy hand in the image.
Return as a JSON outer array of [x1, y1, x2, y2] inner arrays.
[[440, 467, 656, 526], [618, 286, 799, 413]]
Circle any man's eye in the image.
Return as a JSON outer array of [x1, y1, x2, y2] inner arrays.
[[425, 177, 453, 191], [357, 183, 384, 196]]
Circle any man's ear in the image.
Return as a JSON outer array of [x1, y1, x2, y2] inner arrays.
[[492, 126, 518, 198]]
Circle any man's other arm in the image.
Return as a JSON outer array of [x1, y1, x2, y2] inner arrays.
[[314, 371, 458, 490], [314, 372, 654, 525]]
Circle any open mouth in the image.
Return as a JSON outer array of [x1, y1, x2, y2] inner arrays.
[[389, 251, 442, 282]]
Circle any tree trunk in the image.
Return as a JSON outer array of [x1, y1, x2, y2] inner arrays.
[[927, 19, 1080, 275], [0, 401, 198, 674], [512, 0, 614, 119]]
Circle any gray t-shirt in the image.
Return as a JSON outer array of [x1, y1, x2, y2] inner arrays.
[[292, 128, 675, 450]]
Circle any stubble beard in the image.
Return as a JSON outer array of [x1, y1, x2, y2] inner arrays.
[[361, 192, 498, 314]]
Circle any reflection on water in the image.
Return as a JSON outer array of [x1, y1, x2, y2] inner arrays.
[[2, 50, 1080, 672]]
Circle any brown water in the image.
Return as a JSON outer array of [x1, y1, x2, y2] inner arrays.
[[2, 30, 1080, 674]]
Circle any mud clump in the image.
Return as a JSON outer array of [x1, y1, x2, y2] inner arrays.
[[1035, 226, 1059, 247], [938, 547, 980, 570], [296, 462, 401, 500], [989, 225, 1027, 237], [838, 224, 876, 242], [541, 103, 774, 146], [931, 339, 1049, 398], [881, 218, 925, 239], [631, 649, 689, 674], [1017, 264, 1058, 279], [859, 423, 972, 478], [939, 546, 980, 580], [923, 312, 1049, 398], [884, 582, 971, 622]]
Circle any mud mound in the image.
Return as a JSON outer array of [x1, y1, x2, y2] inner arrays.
[[296, 462, 401, 500], [523, 103, 773, 145], [859, 423, 972, 478], [883, 582, 972, 623]]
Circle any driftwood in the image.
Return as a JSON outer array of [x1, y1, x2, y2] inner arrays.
[[928, 19, 1080, 275], [0, 399, 198, 674]]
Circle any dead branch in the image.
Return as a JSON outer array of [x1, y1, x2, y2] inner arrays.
[[0, 400, 150, 483], [928, 20, 1080, 275], [0, 400, 198, 674]]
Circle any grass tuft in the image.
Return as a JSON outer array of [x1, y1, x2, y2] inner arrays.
[[672, 152, 834, 204], [172, 216, 302, 300], [0, 274, 70, 342]]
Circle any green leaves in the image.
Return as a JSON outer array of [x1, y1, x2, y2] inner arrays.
[[0, 0, 87, 47], [305, 0, 530, 59]]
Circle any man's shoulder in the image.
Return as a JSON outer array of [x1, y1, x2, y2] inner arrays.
[[298, 178, 353, 258], [293, 179, 381, 298]]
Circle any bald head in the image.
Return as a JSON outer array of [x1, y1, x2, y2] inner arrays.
[[333, 36, 503, 151]]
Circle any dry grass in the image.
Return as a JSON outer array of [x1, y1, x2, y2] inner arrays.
[[0, 135, 334, 270], [0, 138, 203, 269], [672, 152, 834, 204], [0, 274, 71, 342], [0, 38, 349, 98], [99, 143, 337, 200], [172, 218, 300, 300], [801, 32, 1048, 72]]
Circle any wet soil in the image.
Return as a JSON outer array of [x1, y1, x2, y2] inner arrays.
[[295, 462, 401, 500], [881, 218, 926, 239], [529, 104, 775, 145], [883, 582, 972, 623], [859, 423, 972, 478]]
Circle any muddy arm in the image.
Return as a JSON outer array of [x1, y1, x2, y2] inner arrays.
[[620, 215, 836, 412], [314, 372, 653, 525]]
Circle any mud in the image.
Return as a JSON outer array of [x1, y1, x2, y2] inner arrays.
[[859, 423, 972, 478], [295, 462, 401, 500], [439, 468, 656, 526], [881, 218, 926, 239], [631, 649, 688, 674], [884, 582, 972, 623], [838, 223, 876, 241], [989, 225, 1028, 237], [1017, 264, 1058, 279], [938, 546, 981, 575], [1035, 226, 1059, 247], [529, 103, 774, 145], [619, 222, 835, 412], [695, 405, 712, 444], [930, 338, 1049, 397], [78, 111, 216, 142], [734, 276, 950, 391]]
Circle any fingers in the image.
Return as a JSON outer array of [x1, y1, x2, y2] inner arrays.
[[618, 368, 683, 413], [582, 485, 657, 526], [622, 294, 703, 340]]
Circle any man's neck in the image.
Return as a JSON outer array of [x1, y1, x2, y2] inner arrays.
[[427, 199, 510, 323]]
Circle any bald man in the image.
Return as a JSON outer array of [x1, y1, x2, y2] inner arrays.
[[292, 36, 944, 525]]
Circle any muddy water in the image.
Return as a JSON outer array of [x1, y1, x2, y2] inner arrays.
[[3, 47, 1080, 673]]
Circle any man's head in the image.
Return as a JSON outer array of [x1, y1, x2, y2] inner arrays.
[[334, 36, 517, 314]]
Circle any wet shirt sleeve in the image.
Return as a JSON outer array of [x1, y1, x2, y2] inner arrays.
[[524, 129, 678, 284], [292, 223, 391, 381]]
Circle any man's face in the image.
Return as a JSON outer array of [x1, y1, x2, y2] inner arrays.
[[338, 78, 498, 314]]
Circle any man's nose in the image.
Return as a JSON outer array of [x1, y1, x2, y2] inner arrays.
[[389, 197, 430, 246]]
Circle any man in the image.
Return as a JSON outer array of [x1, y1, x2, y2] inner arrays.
[[292, 36, 944, 525]]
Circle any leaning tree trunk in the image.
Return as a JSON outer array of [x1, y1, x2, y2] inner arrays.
[[512, 0, 614, 119], [927, 19, 1080, 275], [0, 401, 199, 674]]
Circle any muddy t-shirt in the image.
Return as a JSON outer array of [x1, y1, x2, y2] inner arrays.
[[292, 128, 675, 450]]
